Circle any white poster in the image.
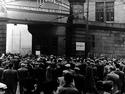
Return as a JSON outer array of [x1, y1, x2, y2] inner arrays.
[[76, 42, 85, 51], [35, 51, 40, 55]]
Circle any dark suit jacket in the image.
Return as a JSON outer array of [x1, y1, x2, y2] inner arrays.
[[2, 69, 18, 87], [18, 67, 29, 81], [0, 67, 4, 82]]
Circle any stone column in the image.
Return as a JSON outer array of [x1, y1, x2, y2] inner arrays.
[[66, 0, 85, 57]]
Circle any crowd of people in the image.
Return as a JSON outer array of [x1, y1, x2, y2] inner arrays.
[[0, 53, 125, 94]]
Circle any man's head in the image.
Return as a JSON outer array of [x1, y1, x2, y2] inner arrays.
[[64, 72, 73, 84]]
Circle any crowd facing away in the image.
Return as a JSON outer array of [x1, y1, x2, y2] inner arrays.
[[0, 53, 125, 94]]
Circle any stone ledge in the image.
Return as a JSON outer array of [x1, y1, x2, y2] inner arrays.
[[73, 19, 125, 29]]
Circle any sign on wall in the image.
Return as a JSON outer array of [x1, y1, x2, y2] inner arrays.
[[35, 51, 41, 56], [76, 42, 85, 51]]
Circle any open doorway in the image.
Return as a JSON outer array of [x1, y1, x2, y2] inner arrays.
[[6, 24, 32, 55]]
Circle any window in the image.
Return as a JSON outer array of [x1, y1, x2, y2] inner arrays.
[[106, 2, 114, 21], [96, 1, 114, 22], [96, 2, 104, 22]]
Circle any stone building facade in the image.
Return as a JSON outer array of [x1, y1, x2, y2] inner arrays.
[[0, 0, 125, 57], [88, 23, 125, 58], [84, 0, 125, 23], [68, 0, 125, 58]]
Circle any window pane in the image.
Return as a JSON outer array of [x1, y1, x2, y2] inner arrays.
[[95, 1, 114, 22]]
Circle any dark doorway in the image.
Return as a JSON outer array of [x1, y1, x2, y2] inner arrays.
[[28, 24, 58, 55]]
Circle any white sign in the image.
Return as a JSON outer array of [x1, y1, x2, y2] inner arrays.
[[35, 51, 40, 55], [76, 42, 85, 51]]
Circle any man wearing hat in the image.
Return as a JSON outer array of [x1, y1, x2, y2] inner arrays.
[[18, 63, 29, 94], [57, 63, 76, 88], [56, 72, 79, 94], [2, 63, 18, 94], [74, 67, 85, 94], [64, 63, 75, 75]]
